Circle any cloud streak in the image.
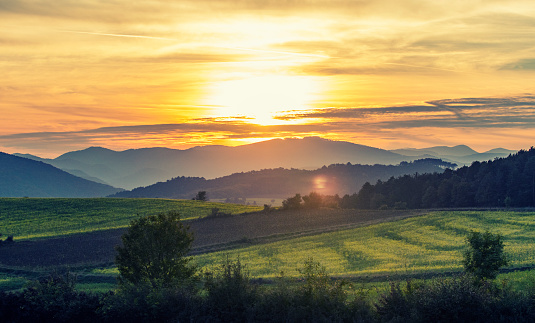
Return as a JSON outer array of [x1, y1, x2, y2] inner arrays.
[[2, 94, 534, 157]]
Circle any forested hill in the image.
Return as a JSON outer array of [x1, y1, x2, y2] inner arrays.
[[0, 152, 122, 197], [110, 158, 456, 199], [341, 148, 535, 209]]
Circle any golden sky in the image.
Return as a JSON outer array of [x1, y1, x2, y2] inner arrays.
[[1, 0, 535, 157]]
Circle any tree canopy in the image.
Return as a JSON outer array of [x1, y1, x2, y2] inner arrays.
[[115, 211, 196, 288]]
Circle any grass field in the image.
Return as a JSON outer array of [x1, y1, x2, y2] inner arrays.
[[0, 198, 262, 240], [194, 211, 535, 278], [1, 204, 535, 294]]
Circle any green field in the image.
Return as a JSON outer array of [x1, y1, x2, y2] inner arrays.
[[1, 202, 535, 293], [194, 211, 535, 278], [0, 198, 262, 240]]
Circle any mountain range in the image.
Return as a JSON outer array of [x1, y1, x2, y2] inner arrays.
[[14, 137, 516, 190]]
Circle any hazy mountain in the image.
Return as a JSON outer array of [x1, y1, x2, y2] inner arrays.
[[20, 138, 516, 190], [0, 152, 122, 197], [390, 145, 477, 157], [111, 158, 457, 200], [389, 145, 516, 166], [33, 137, 410, 189]]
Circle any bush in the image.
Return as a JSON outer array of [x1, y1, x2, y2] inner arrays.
[[99, 283, 199, 323], [282, 193, 302, 210], [202, 256, 258, 322], [7, 272, 101, 323], [376, 275, 535, 323]]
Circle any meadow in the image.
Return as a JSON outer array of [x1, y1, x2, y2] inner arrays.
[[194, 211, 535, 278], [0, 198, 262, 240], [1, 200, 535, 295]]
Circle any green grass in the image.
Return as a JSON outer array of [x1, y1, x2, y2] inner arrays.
[[194, 211, 535, 278], [2, 209, 535, 294], [0, 198, 262, 240]]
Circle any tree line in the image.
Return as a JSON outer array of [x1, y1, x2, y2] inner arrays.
[[340, 148, 535, 209]]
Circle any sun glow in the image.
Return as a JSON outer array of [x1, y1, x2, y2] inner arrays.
[[204, 75, 323, 125]]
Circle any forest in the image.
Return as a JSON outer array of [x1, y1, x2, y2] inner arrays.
[[339, 147, 535, 209]]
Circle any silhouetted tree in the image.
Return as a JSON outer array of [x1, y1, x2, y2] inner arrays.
[[302, 192, 323, 209], [282, 193, 302, 210], [192, 191, 207, 201], [115, 211, 196, 288]]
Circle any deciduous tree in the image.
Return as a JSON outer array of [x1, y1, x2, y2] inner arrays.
[[115, 211, 196, 288]]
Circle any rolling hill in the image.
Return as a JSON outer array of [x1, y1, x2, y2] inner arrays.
[[0, 152, 122, 197], [111, 158, 457, 200]]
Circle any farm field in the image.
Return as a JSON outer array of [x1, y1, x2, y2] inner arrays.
[[193, 211, 535, 278], [0, 198, 262, 240], [1, 200, 534, 294]]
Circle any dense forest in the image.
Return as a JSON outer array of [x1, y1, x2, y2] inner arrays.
[[111, 158, 456, 199], [341, 148, 535, 209]]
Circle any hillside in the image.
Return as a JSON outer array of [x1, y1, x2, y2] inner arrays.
[[0, 152, 122, 197], [342, 147, 535, 209], [111, 158, 456, 199]]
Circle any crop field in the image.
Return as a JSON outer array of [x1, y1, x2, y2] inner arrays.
[[0, 198, 262, 240], [194, 211, 535, 278], [1, 206, 535, 294]]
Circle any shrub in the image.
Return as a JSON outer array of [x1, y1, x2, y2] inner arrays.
[[98, 283, 199, 323], [15, 272, 100, 322], [202, 256, 257, 322]]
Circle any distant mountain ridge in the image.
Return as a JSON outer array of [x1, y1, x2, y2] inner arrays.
[[0, 152, 122, 197], [15, 137, 516, 190], [111, 158, 458, 199], [389, 145, 516, 165]]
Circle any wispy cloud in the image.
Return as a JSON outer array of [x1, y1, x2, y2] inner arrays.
[[276, 95, 535, 128]]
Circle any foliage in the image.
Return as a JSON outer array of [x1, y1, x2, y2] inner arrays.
[[282, 191, 340, 210], [302, 191, 323, 208], [98, 283, 198, 323], [202, 256, 257, 322], [463, 230, 508, 280], [376, 275, 535, 322], [250, 258, 374, 322], [2, 266, 535, 321], [192, 190, 207, 201], [0, 272, 100, 323], [115, 211, 196, 288], [282, 193, 302, 210], [342, 147, 535, 209]]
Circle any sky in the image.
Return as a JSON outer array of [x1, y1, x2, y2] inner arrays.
[[1, 0, 535, 158]]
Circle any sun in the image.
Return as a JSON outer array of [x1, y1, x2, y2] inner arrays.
[[204, 75, 322, 125]]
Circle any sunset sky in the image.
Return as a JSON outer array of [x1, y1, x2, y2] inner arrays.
[[1, 0, 535, 158]]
